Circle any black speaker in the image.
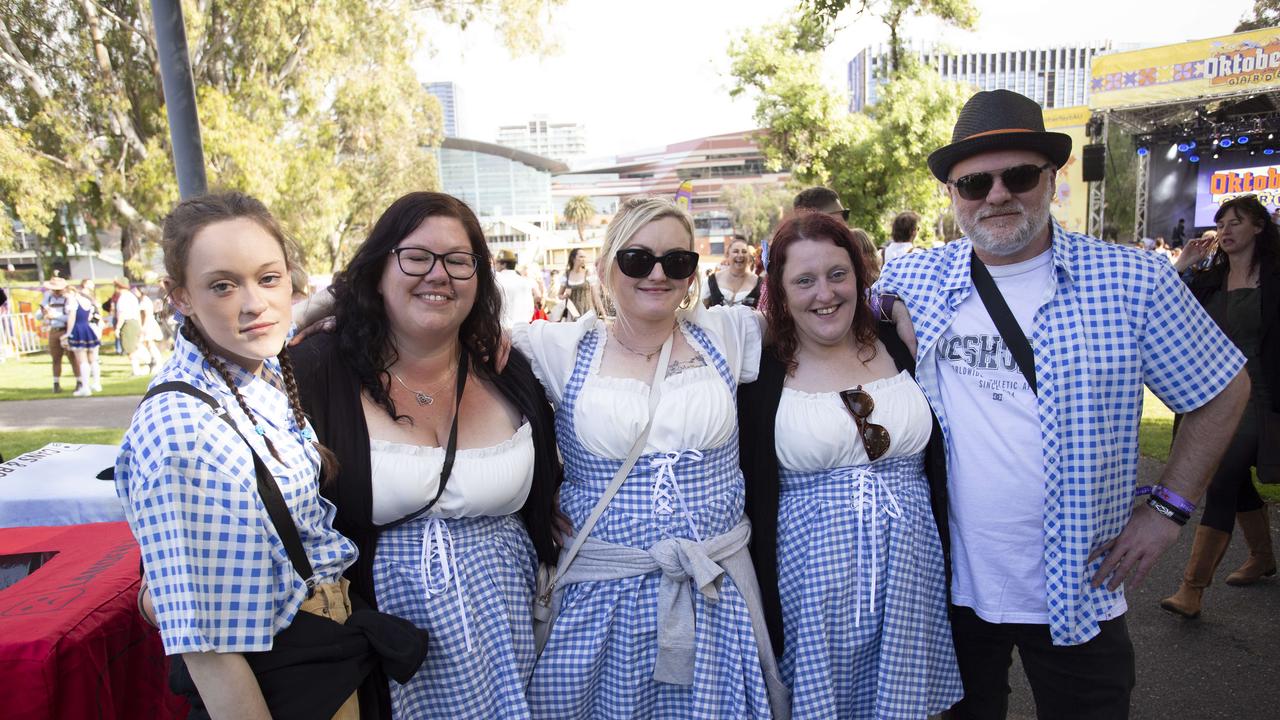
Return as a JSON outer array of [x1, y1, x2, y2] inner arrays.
[[1082, 143, 1106, 182]]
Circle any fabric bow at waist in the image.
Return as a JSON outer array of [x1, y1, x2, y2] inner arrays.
[[555, 519, 751, 685]]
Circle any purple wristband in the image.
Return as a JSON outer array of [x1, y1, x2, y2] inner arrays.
[[1135, 485, 1153, 498], [1153, 485, 1196, 515]]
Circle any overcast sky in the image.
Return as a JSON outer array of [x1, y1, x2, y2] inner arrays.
[[413, 0, 1258, 158]]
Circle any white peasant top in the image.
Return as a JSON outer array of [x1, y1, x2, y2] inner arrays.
[[775, 370, 932, 471], [512, 305, 763, 458], [369, 421, 534, 524]]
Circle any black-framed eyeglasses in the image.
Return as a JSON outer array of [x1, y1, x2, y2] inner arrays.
[[615, 248, 700, 280], [828, 208, 851, 222], [839, 386, 892, 461], [948, 163, 1054, 202], [389, 247, 480, 279]]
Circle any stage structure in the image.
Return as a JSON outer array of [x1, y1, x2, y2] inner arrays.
[[1088, 26, 1280, 240]]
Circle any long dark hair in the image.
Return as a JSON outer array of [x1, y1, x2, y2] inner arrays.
[[328, 192, 503, 422], [1213, 195, 1280, 275], [566, 247, 584, 274], [763, 212, 879, 374], [161, 192, 339, 485]]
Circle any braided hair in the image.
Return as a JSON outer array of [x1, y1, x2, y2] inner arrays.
[[161, 192, 339, 485]]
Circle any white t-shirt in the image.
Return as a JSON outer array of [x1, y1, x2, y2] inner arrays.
[[114, 289, 142, 324], [935, 248, 1056, 624], [882, 241, 916, 264], [496, 269, 536, 328]]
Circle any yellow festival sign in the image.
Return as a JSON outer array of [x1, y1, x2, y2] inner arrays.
[[1043, 107, 1091, 233], [1091, 26, 1280, 110]]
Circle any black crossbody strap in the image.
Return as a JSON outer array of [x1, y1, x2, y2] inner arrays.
[[376, 348, 470, 531], [969, 253, 1038, 396], [143, 381, 316, 586]]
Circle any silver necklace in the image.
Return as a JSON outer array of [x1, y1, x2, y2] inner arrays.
[[610, 324, 674, 362], [391, 370, 453, 406]]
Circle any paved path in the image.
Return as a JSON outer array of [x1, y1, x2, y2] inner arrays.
[[0, 395, 141, 430]]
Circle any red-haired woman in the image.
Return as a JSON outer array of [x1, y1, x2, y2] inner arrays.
[[737, 212, 961, 718]]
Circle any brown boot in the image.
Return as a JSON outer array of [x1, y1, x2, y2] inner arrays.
[[1226, 508, 1277, 586], [1160, 525, 1231, 619]]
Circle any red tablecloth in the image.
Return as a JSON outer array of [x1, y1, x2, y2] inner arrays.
[[0, 522, 187, 719]]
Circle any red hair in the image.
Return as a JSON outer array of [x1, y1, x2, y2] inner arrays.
[[763, 212, 879, 374]]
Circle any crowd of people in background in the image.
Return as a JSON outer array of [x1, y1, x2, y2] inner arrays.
[[34, 272, 173, 395]]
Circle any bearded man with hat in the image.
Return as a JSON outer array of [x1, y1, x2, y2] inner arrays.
[[877, 89, 1251, 718]]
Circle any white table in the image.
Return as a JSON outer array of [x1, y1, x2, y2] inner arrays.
[[0, 443, 125, 528]]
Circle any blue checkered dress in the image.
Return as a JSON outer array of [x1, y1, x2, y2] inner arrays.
[[877, 223, 1246, 645], [527, 323, 772, 720], [778, 453, 961, 719], [115, 325, 357, 656], [374, 513, 538, 719]]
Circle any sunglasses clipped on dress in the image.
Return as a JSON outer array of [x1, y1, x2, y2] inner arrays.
[[615, 248, 701, 280], [839, 386, 892, 462], [947, 162, 1054, 201]]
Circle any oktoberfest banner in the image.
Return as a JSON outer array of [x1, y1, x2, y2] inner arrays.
[[1043, 107, 1091, 233], [1090, 26, 1280, 110]]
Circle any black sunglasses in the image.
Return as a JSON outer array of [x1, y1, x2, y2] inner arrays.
[[839, 387, 892, 462], [615, 248, 700, 280], [948, 163, 1054, 201], [828, 208, 851, 221], [389, 247, 480, 280]]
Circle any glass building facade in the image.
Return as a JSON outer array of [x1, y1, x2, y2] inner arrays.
[[434, 142, 557, 219], [848, 43, 1112, 112], [424, 81, 460, 137]]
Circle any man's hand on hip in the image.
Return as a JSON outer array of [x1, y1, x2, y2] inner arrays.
[[1087, 503, 1181, 591]]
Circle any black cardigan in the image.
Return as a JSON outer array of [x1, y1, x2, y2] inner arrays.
[[289, 334, 562, 718], [1184, 258, 1280, 413], [737, 323, 950, 657]]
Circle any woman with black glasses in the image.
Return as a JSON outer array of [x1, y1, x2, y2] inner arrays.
[[290, 192, 561, 718], [737, 212, 961, 718], [515, 197, 786, 719]]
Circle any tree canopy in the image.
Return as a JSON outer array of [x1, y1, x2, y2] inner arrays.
[[728, 16, 970, 242], [562, 194, 594, 243], [0, 0, 562, 272], [1236, 0, 1280, 32], [799, 0, 977, 71], [719, 182, 795, 245]]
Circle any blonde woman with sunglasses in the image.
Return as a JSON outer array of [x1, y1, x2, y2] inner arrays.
[[515, 197, 786, 719]]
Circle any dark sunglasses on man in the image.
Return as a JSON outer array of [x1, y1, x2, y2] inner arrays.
[[948, 162, 1054, 202], [828, 208, 852, 221], [615, 248, 701, 280]]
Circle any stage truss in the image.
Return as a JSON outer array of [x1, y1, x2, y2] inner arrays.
[[1091, 88, 1280, 240]]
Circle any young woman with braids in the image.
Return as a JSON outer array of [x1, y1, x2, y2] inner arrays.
[[114, 193, 362, 719], [289, 191, 561, 719]]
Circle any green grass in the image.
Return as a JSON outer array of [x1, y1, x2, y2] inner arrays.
[[0, 351, 155, 401], [1140, 388, 1280, 503], [1, 427, 124, 461]]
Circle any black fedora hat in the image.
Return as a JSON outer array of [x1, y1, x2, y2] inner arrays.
[[927, 89, 1072, 183]]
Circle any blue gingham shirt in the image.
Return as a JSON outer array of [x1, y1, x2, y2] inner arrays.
[[115, 325, 356, 655], [877, 221, 1244, 645]]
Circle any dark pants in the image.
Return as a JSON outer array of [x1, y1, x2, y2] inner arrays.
[[949, 605, 1135, 720], [1200, 398, 1269, 533]]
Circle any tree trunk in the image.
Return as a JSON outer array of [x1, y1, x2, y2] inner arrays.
[[120, 223, 139, 280]]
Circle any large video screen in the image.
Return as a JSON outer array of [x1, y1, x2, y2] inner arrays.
[[1195, 154, 1280, 226]]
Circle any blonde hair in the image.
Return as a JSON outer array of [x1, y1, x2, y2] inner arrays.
[[598, 197, 701, 311]]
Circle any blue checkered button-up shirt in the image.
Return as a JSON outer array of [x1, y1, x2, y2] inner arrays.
[[877, 222, 1244, 645], [115, 326, 356, 655]]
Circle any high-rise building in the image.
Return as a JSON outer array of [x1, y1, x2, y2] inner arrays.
[[424, 81, 461, 137], [848, 43, 1114, 112], [496, 116, 587, 163]]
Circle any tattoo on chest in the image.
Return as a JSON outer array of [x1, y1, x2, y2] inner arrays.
[[667, 355, 707, 377]]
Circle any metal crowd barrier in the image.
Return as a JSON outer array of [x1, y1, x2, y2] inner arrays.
[[0, 312, 45, 359]]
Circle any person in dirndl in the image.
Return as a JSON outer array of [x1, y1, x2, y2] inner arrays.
[[516, 196, 787, 719]]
